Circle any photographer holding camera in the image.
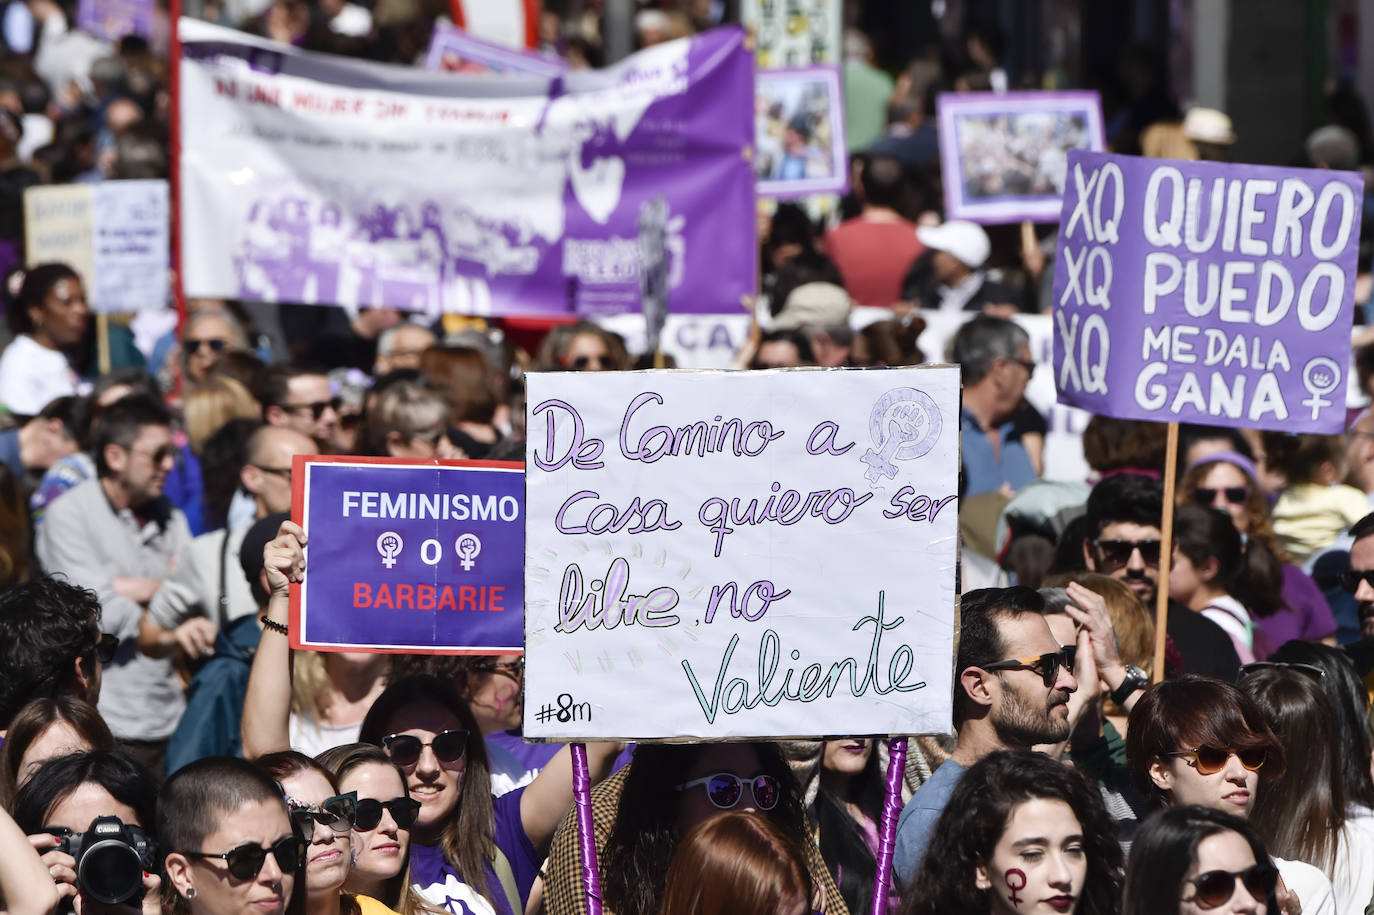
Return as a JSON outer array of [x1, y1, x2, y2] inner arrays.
[[12, 750, 161, 915]]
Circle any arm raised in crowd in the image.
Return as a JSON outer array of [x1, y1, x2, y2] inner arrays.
[[518, 740, 623, 856], [0, 806, 60, 915], [239, 520, 306, 759]]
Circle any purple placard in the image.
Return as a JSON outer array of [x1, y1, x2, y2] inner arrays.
[[77, 0, 153, 42], [755, 65, 849, 199], [423, 23, 567, 76], [178, 20, 758, 318], [937, 90, 1105, 225], [1053, 150, 1363, 434], [291, 456, 524, 654]]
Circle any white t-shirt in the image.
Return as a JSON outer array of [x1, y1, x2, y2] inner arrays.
[[1328, 822, 1374, 914], [0, 334, 80, 414], [1274, 855, 1336, 915], [289, 712, 362, 759]]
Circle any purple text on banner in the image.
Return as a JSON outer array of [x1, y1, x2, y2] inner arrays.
[[1052, 150, 1364, 434], [77, 0, 153, 42], [177, 19, 757, 318], [423, 23, 567, 76], [295, 459, 524, 653]]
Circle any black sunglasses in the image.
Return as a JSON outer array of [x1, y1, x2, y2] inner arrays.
[[94, 633, 119, 664], [1238, 661, 1326, 682], [353, 796, 421, 831], [1093, 538, 1162, 568], [1193, 486, 1250, 506], [1339, 569, 1374, 594], [982, 645, 1076, 688], [185, 836, 307, 881], [181, 338, 229, 356], [287, 792, 355, 841], [1186, 863, 1277, 908], [280, 399, 339, 420], [569, 354, 611, 370], [383, 729, 469, 767]]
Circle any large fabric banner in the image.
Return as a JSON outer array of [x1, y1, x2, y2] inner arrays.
[[178, 20, 756, 318], [1053, 150, 1363, 433], [290, 456, 524, 654], [522, 367, 960, 741]]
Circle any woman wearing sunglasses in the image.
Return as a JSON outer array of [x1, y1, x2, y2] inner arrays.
[[1237, 666, 1374, 913], [544, 742, 844, 915], [903, 750, 1121, 915], [315, 744, 420, 910], [253, 752, 396, 915], [1176, 451, 1337, 655], [1124, 805, 1278, 915], [260, 521, 621, 915], [1126, 676, 1334, 915], [161, 756, 307, 915]]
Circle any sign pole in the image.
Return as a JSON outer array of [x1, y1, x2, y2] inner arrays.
[[1151, 422, 1179, 683], [869, 736, 907, 915], [168, 0, 186, 390], [570, 742, 604, 915]]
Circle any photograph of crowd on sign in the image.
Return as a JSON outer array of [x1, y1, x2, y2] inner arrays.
[[937, 90, 1105, 224], [754, 66, 848, 198]]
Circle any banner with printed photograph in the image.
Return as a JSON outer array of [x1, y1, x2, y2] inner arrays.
[[177, 19, 756, 318]]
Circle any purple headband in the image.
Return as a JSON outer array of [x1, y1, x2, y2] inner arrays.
[[1187, 449, 1258, 483]]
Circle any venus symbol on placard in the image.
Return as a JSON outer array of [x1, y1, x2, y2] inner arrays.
[[860, 388, 942, 483], [376, 531, 403, 569]]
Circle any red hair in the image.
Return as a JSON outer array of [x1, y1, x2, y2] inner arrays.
[[660, 811, 812, 915]]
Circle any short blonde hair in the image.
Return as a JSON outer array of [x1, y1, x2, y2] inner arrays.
[[183, 375, 260, 454]]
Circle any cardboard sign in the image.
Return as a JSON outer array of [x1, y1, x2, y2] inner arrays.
[[937, 91, 1105, 225], [755, 66, 848, 199], [522, 367, 960, 741], [1052, 150, 1363, 433], [741, 0, 840, 67], [291, 456, 524, 654], [24, 181, 169, 312]]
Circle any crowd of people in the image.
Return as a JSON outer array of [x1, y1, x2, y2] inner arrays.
[[7, 0, 1374, 914]]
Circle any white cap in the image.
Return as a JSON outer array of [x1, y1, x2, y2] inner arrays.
[[1182, 107, 1236, 145], [772, 282, 852, 330], [916, 220, 990, 269]]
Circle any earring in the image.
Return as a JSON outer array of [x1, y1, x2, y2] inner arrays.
[[185, 887, 197, 900]]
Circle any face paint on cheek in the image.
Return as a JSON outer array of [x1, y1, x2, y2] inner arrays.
[[1004, 869, 1027, 906]]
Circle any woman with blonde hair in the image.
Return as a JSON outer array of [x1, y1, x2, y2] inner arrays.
[[363, 380, 460, 460], [184, 374, 262, 455]]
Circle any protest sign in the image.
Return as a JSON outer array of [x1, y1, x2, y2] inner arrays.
[[1052, 150, 1363, 433], [741, 0, 840, 67], [755, 67, 848, 198], [77, 0, 154, 42], [451, 0, 537, 50], [177, 19, 756, 318], [522, 367, 960, 741], [937, 91, 1105, 225], [24, 181, 169, 312], [423, 24, 566, 76], [290, 455, 524, 654]]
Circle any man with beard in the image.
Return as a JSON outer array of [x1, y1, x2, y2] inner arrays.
[[1339, 512, 1374, 676], [1079, 472, 1240, 681], [893, 586, 1078, 882]]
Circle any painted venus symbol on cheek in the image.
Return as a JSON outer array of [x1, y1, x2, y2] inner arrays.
[[1004, 868, 1027, 906]]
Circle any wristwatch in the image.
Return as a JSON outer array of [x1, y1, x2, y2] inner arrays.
[[1110, 665, 1149, 705]]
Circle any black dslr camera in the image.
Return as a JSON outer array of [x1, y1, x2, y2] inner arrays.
[[52, 816, 158, 906]]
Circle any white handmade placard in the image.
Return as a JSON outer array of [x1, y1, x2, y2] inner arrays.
[[523, 366, 960, 740]]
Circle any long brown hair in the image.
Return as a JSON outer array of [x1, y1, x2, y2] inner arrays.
[[1239, 666, 1348, 871], [0, 696, 115, 806], [419, 346, 497, 424], [660, 812, 813, 915], [357, 676, 497, 914]]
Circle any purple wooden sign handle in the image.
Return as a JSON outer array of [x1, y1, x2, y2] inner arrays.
[[870, 737, 907, 915], [571, 743, 604, 915]]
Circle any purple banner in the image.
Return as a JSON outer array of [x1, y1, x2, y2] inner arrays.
[[178, 19, 757, 318], [424, 23, 567, 76], [1053, 150, 1363, 433], [292, 457, 524, 654], [77, 0, 153, 42]]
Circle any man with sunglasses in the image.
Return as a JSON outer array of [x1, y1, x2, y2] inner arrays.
[[894, 586, 1078, 885], [37, 395, 192, 774], [257, 364, 344, 453], [1079, 472, 1240, 682]]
